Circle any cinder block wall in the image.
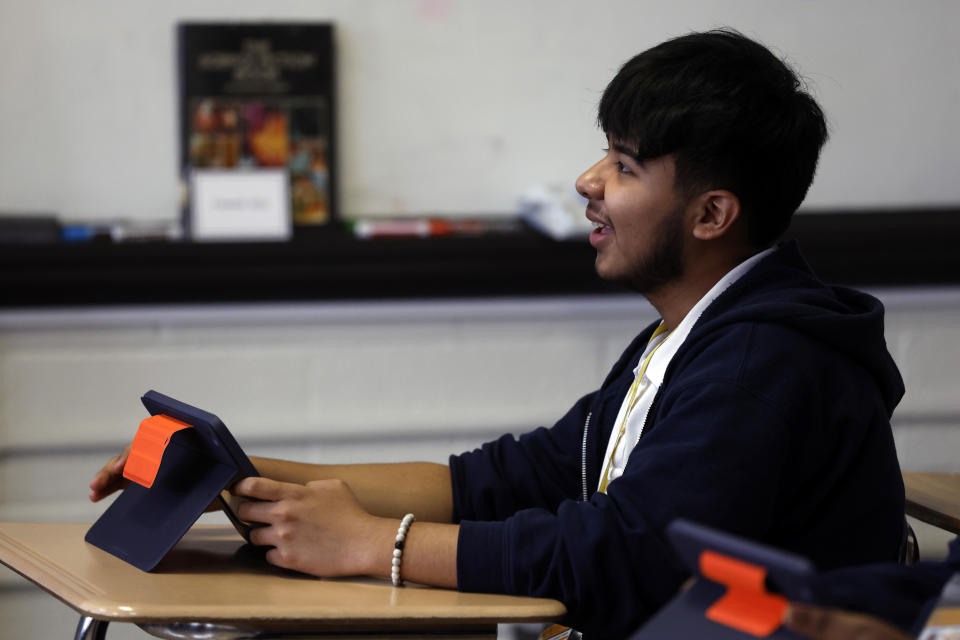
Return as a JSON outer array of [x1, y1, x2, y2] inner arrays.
[[2, 290, 958, 638]]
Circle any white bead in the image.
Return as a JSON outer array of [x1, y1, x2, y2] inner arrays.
[[391, 514, 415, 587]]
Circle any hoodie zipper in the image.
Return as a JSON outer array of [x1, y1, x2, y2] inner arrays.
[[636, 388, 661, 442], [581, 411, 592, 501]]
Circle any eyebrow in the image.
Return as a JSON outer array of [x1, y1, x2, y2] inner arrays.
[[611, 142, 641, 159]]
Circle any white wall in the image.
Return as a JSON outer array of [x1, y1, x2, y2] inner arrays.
[[1, 0, 959, 223]]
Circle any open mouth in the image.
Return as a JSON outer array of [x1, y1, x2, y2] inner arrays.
[[588, 219, 614, 247]]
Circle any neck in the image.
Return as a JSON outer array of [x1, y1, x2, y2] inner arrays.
[[646, 246, 761, 331], [644, 281, 709, 332]]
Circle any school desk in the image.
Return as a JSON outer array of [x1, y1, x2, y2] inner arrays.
[[0, 521, 565, 640], [903, 472, 960, 535]]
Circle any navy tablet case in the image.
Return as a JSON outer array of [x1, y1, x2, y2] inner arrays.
[[85, 390, 260, 571], [631, 520, 815, 639]]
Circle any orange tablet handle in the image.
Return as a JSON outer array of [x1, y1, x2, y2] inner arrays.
[[123, 414, 193, 489], [700, 549, 788, 637]]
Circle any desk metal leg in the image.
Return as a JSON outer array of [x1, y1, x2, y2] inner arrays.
[[138, 622, 497, 638], [75, 616, 109, 640], [139, 623, 249, 639]]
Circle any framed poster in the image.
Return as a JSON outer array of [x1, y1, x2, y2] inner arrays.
[[178, 22, 336, 239]]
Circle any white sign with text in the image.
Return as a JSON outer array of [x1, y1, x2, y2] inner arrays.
[[191, 169, 291, 241]]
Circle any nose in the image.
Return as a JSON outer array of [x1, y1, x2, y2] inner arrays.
[[575, 158, 605, 200]]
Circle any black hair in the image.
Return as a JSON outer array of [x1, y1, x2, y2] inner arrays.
[[598, 29, 828, 247]]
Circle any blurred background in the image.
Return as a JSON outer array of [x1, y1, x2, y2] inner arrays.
[[1, 1, 959, 638]]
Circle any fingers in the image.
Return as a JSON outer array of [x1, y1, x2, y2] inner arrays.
[[88, 444, 132, 502], [231, 477, 306, 530], [113, 445, 130, 470], [265, 545, 299, 571], [231, 478, 377, 578], [784, 603, 911, 640], [784, 603, 834, 638], [233, 476, 296, 502], [235, 496, 278, 524], [248, 522, 280, 548]]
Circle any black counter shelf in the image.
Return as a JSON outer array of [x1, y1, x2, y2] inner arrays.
[[1, 208, 957, 308]]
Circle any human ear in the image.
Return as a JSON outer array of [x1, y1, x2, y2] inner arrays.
[[691, 190, 741, 240]]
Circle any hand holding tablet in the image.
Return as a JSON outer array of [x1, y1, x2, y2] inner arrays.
[[86, 390, 263, 570]]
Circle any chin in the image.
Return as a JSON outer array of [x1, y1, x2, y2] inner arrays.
[[593, 261, 630, 287], [594, 260, 676, 295], [593, 258, 616, 281]]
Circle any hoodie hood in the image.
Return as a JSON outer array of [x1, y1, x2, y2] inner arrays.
[[692, 240, 905, 415]]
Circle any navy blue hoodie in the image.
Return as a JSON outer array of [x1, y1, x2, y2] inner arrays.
[[449, 241, 905, 638]]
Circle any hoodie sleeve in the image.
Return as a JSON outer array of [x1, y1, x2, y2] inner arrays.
[[449, 390, 596, 523], [456, 378, 802, 638], [448, 326, 653, 524]]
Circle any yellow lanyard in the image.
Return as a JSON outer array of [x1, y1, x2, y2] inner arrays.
[[598, 322, 669, 494]]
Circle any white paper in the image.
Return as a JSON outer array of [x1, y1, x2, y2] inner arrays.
[[190, 169, 291, 241]]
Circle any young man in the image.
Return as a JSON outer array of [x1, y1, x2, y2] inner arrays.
[[91, 29, 906, 638]]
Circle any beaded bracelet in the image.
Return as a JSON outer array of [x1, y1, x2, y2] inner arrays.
[[391, 513, 416, 587]]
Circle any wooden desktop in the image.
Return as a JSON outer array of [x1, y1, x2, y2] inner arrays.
[[7, 473, 956, 639], [903, 471, 960, 535], [0, 522, 565, 640]]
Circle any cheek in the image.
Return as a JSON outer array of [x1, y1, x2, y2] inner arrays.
[[606, 188, 637, 220], [607, 194, 646, 236]]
